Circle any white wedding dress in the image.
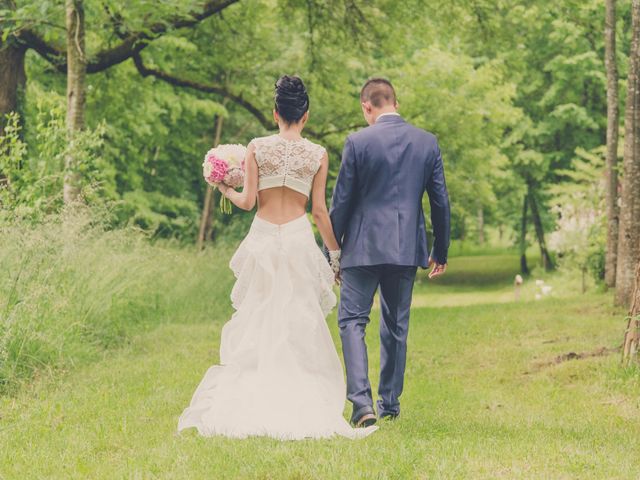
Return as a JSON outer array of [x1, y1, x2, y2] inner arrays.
[[178, 135, 377, 440]]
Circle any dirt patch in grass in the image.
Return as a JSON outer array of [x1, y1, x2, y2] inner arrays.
[[527, 345, 620, 372]]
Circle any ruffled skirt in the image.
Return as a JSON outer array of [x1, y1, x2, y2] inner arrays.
[[177, 214, 377, 440]]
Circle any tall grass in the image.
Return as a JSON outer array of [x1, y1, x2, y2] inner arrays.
[[0, 206, 235, 394]]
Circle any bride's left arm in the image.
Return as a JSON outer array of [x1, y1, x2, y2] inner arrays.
[[219, 144, 258, 211], [311, 152, 340, 252]]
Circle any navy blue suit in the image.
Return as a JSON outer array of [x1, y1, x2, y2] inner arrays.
[[330, 114, 450, 421]]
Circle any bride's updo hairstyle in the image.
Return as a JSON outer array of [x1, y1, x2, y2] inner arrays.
[[274, 75, 309, 124]]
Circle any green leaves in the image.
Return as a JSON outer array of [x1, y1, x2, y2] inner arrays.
[[547, 146, 606, 277], [3, 0, 622, 246]]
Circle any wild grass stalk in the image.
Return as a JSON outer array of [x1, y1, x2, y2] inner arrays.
[[0, 206, 234, 394]]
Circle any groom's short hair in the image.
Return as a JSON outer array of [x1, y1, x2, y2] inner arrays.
[[360, 78, 396, 107]]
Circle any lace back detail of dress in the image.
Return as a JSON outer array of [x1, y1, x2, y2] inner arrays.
[[250, 135, 326, 197]]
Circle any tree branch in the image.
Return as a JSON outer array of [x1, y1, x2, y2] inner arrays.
[[132, 52, 275, 131], [313, 122, 365, 139], [131, 52, 364, 145], [15, 29, 65, 69], [17, 0, 240, 73]]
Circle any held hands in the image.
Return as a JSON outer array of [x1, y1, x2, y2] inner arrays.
[[428, 257, 447, 279], [328, 250, 342, 285]]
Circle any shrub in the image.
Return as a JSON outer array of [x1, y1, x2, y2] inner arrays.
[[115, 190, 200, 241]]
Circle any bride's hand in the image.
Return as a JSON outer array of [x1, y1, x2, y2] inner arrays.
[[328, 250, 341, 285]]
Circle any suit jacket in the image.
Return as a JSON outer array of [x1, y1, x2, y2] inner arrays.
[[330, 114, 450, 269]]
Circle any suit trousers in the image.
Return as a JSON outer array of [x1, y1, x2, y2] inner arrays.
[[338, 264, 417, 421]]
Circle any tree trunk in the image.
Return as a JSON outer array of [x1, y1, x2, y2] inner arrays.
[[477, 205, 485, 245], [520, 194, 530, 276], [203, 189, 217, 242], [196, 114, 224, 250], [0, 41, 26, 135], [0, 0, 25, 127], [459, 216, 466, 242], [622, 260, 640, 366], [0, 36, 26, 187], [528, 185, 554, 271], [197, 187, 215, 250], [605, 0, 620, 288], [0, 0, 27, 155], [616, 0, 640, 306], [63, 0, 86, 204]]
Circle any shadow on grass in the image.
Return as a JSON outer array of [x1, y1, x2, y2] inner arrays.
[[417, 254, 521, 289]]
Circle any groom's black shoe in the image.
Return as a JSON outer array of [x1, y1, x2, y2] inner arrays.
[[379, 412, 399, 421], [351, 406, 377, 428], [376, 400, 399, 421]]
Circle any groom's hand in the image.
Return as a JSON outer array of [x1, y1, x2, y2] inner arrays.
[[428, 257, 447, 279]]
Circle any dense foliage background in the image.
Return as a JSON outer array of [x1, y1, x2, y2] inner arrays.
[[1, 0, 627, 254]]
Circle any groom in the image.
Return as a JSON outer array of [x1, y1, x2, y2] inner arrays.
[[330, 78, 450, 427]]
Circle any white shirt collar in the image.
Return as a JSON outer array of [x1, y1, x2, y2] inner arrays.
[[375, 112, 401, 122]]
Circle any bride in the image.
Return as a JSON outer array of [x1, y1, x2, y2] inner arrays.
[[177, 75, 377, 440]]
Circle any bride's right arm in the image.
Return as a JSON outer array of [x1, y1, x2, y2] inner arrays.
[[219, 144, 258, 211], [311, 152, 340, 252]]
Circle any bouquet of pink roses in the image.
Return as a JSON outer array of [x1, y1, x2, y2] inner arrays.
[[202, 144, 247, 214]]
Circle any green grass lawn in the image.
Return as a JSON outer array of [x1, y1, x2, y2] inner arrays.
[[2, 253, 639, 479]]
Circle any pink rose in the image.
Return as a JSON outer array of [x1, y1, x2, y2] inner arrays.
[[206, 154, 228, 184]]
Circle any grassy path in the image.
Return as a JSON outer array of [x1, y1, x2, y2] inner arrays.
[[2, 255, 640, 479]]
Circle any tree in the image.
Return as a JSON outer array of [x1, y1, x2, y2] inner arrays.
[[547, 147, 607, 287], [17, 0, 241, 72], [4, 0, 619, 249], [527, 182, 555, 271], [0, 41, 25, 134], [605, 0, 620, 287], [477, 205, 485, 245], [4, 0, 241, 203], [63, 0, 86, 203], [616, 0, 640, 306], [0, 1, 25, 188], [197, 114, 224, 250], [622, 260, 640, 366], [0, 1, 26, 135], [1, 0, 240, 131], [519, 195, 530, 275]]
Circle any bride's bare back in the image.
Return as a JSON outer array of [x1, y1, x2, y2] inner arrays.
[[257, 187, 308, 225]]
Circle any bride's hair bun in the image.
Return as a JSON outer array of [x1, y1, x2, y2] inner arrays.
[[274, 75, 309, 124]]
